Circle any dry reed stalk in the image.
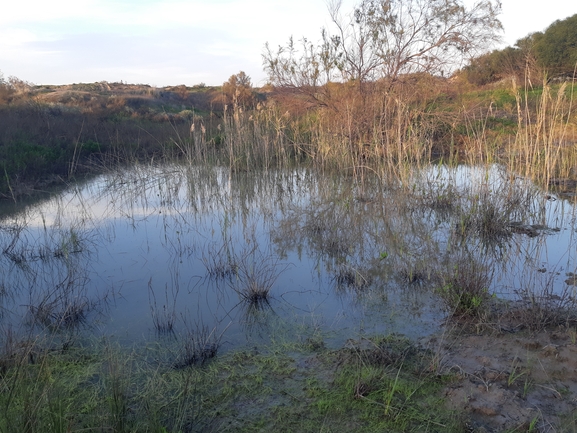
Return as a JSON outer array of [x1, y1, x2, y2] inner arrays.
[[509, 79, 575, 184]]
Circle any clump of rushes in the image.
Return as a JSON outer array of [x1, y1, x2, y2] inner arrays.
[[505, 269, 577, 331], [437, 256, 493, 317], [455, 173, 539, 252], [173, 323, 229, 368], [27, 298, 89, 330], [399, 266, 429, 285], [201, 242, 238, 280], [231, 246, 288, 307], [25, 274, 94, 332], [457, 188, 513, 247]]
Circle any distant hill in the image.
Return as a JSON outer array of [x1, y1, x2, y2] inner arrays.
[[28, 82, 223, 117]]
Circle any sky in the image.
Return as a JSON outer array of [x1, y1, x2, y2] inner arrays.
[[1, 0, 576, 88]]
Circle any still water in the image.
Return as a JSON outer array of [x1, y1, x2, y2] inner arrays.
[[1, 164, 575, 350]]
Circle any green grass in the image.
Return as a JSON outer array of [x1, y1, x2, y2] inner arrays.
[[0, 335, 462, 432]]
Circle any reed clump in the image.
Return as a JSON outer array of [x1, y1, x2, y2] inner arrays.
[[173, 324, 225, 368], [148, 279, 179, 334], [210, 74, 575, 191], [333, 263, 373, 292], [437, 256, 493, 317], [506, 79, 576, 185], [201, 242, 239, 280], [231, 246, 287, 307]]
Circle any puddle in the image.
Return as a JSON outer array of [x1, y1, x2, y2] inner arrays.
[[0, 164, 576, 350]]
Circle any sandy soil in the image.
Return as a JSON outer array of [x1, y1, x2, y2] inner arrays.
[[429, 325, 577, 432]]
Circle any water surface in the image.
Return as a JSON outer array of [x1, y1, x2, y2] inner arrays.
[[1, 164, 575, 351]]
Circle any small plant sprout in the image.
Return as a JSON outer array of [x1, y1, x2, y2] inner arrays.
[[507, 358, 528, 387]]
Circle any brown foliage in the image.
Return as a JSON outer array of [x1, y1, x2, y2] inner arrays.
[[266, 73, 456, 164], [220, 71, 255, 109]]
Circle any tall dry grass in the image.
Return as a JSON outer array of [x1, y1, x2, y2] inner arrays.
[[507, 78, 576, 185], [2, 72, 574, 199], [226, 74, 576, 188], [215, 76, 455, 179]]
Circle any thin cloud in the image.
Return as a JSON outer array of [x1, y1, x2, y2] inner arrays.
[[1, 0, 575, 86]]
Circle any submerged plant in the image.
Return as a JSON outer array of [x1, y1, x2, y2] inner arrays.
[[148, 278, 179, 334], [333, 263, 373, 292]]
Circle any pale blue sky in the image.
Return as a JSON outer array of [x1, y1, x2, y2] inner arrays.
[[1, 0, 575, 87]]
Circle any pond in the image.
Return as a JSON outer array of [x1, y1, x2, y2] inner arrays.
[[1, 163, 576, 354]]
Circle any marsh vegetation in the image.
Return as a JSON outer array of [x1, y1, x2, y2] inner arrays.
[[2, 0, 577, 431], [1, 161, 577, 431]]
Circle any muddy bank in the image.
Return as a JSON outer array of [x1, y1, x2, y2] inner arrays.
[[430, 325, 577, 432]]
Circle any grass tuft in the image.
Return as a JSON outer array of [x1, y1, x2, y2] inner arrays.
[[230, 245, 288, 307], [437, 256, 493, 317], [173, 323, 228, 369]]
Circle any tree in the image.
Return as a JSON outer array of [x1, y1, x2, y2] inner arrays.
[[222, 71, 255, 108], [533, 14, 577, 78], [263, 0, 503, 93], [462, 13, 577, 86]]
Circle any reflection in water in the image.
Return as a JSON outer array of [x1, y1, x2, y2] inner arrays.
[[0, 164, 576, 350]]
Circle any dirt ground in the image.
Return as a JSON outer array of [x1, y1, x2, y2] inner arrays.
[[429, 325, 577, 432]]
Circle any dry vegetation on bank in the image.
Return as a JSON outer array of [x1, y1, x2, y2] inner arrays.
[[0, 72, 575, 201]]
